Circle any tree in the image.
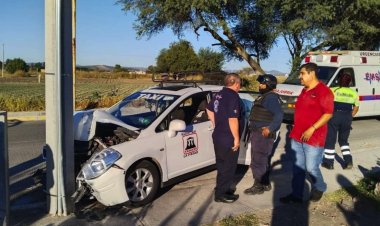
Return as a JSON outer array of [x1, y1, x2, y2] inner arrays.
[[114, 64, 122, 72], [274, 0, 380, 72], [117, 0, 268, 74], [156, 40, 199, 73], [198, 47, 224, 72], [5, 58, 29, 74]]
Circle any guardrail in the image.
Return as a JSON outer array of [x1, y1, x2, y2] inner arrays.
[[0, 111, 9, 226]]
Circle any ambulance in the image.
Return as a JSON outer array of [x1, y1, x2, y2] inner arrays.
[[276, 51, 380, 120]]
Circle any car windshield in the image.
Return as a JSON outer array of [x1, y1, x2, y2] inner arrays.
[[283, 66, 338, 85], [107, 92, 179, 129]]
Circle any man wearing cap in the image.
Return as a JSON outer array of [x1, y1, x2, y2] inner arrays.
[[322, 73, 359, 170], [244, 74, 283, 195]]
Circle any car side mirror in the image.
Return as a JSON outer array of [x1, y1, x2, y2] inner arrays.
[[168, 119, 186, 138]]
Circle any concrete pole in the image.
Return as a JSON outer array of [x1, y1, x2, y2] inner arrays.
[[72, 0, 76, 110], [2, 44, 4, 78], [0, 112, 9, 226], [45, 0, 74, 216]]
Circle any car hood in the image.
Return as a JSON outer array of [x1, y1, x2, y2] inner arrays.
[[74, 109, 139, 141]]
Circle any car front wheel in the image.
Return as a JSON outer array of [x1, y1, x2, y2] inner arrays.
[[125, 160, 159, 207]]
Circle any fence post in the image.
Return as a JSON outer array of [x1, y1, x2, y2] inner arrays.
[[0, 111, 9, 226]]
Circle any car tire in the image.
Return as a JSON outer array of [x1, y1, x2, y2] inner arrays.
[[125, 160, 160, 207]]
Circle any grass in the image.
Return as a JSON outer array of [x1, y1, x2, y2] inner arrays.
[[207, 213, 259, 226]]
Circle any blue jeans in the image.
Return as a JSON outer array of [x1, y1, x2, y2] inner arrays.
[[291, 139, 326, 199]]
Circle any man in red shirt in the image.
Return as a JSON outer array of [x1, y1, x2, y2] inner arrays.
[[280, 62, 334, 203]]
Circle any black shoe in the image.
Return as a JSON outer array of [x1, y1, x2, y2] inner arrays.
[[244, 185, 264, 195], [344, 162, 353, 170], [279, 194, 303, 204], [263, 184, 272, 191], [321, 162, 334, 170], [309, 189, 324, 202], [214, 193, 239, 203], [226, 188, 236, 195]]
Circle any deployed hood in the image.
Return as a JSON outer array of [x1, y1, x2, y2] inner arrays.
[[275, 84, 304, 97], [74, 109, 139, 141]]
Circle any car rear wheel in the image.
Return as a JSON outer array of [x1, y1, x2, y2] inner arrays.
[[125, 160, 159, 207]]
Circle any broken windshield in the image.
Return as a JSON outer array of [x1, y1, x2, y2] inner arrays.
[[107, 92, 179, 129]]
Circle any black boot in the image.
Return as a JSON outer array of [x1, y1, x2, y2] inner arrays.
[[244, 183, 264, 195]]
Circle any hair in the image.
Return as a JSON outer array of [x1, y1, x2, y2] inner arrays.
[[300, 62, 318, 78], [338, 73, 352, 87], [224, 73, 241, 87]]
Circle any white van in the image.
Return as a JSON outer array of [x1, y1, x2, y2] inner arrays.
[[276, 51, 380, 120]]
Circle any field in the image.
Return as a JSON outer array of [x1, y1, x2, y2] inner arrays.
[[0, 75, 287, 112], [0, 77, 154, 112]]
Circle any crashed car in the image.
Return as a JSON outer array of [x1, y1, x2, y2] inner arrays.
[[72, 80, 257, 207]]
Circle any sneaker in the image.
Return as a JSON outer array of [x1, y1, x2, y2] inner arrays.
[[309, 189, 324, 202], [244, 185, 264, 195], [344, 162, 353, 170], [214, 193, 239, 203], [321, 162, 334, 170], [279, 194, 303, 204]]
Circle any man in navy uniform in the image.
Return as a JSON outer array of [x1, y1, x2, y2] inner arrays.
[[322, 73, 359, 170], [244, 74, 283, 195], [207, 73, 242, 203]]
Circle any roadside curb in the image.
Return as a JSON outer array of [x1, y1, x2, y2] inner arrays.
[[7, 111, 46, 121]]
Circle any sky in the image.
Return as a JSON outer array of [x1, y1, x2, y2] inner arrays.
[[0, 0, 292, 73]]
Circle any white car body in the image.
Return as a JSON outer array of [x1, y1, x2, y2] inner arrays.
[[73, 83, 258, 206]]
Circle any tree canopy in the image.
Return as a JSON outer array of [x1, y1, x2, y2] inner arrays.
[[5, 58, 29, 74], [156, 40, 199, 73], [117, 0, 267, 74], [118, 0, 380, 73]]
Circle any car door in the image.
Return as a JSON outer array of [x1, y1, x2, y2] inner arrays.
[[164, 92, 214, 179], [237, 91, 257, 165]]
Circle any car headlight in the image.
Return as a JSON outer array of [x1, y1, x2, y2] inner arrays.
[[82, 148, 122, 180]]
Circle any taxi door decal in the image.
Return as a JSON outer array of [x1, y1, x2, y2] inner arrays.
[[182, 131, 199, 158]]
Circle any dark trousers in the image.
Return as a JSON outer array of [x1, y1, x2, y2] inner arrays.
[[213, 141, 239, 197], [250, 130, 274, 185], [324, 111, 353, 164]]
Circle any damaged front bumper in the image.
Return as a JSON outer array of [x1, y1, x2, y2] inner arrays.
[[72, 166, 129, 206]]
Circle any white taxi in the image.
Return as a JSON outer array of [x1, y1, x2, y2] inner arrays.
[[72, 79, 257, 207]]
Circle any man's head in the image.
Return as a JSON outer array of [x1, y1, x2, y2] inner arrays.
[[257, 74, 277, 94], [224, 73, 241, 92], [338, 73, 352, 87], [299, 63, 318, 88]]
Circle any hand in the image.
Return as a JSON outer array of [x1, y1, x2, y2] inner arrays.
[[301, 127, 315, 142], [232, 138, 240, 152], [261, 127, 270, 137]]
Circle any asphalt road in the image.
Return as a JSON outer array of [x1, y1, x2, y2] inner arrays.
[[8, 120, 45, 169], [7, 117, 380, 173]]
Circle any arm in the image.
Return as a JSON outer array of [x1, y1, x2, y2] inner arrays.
[[352, 106, 359, 117], [301, 113, 333, 142], [228, 117, 240, 151], [206, 109, 215, 127]]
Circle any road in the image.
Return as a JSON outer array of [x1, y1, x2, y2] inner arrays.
[[7, 117, 380, 173], [6, 117, 380, 225]]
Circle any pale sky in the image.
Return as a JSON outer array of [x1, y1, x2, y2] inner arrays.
[[0, 0, 292, 73]]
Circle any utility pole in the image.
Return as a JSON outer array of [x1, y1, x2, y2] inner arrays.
[[2, 44, 4, 78], [45, 0, 74, 216], [72, 0, 76, 111]]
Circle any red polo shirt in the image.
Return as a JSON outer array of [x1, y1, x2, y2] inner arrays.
[[290, 82, 334, 147]]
